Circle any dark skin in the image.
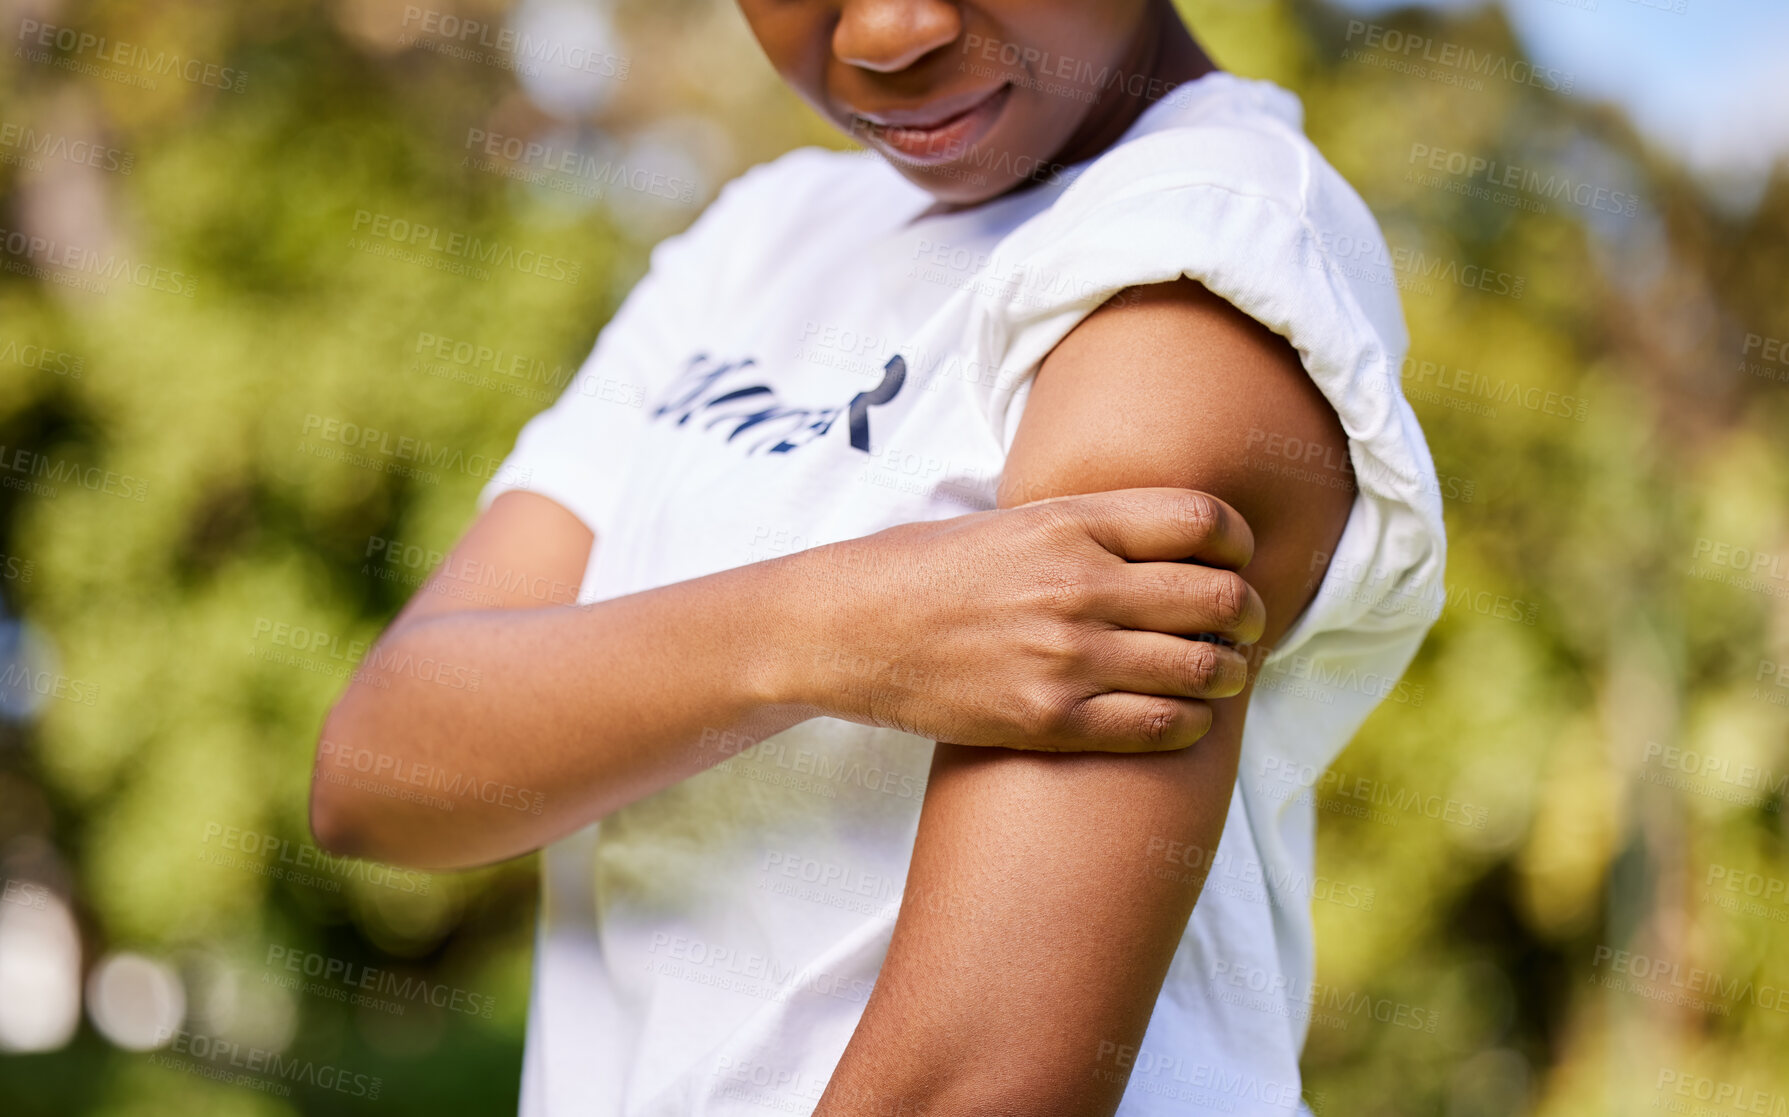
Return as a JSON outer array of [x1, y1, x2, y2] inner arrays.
[[735, 2, 1353, 1113], [740, 0, 1217, 209], [308, 3, 1263, 873], [312, 1, 1355, 1110]]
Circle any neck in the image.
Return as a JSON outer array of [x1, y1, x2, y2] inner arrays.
[[1047, 0, 1216, 171], [913, 2, 1215, 220]]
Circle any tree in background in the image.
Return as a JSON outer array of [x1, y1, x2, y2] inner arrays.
[[0, 1, 1782, 1113]]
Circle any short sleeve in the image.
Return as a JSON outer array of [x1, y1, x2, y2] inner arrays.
[[477, 159, 788, 538], [940, 89, 1447, 665]]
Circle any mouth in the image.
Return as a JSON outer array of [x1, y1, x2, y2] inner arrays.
[[852, 83, 1013, 165]]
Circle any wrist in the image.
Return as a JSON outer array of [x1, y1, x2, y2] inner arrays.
[[735, 546, 853, 717]]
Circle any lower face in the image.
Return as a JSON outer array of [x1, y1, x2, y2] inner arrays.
[[737, 0, 1160, 207]]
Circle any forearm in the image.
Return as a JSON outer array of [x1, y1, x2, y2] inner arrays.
[[814, 710, 1244, 1117], [312, 556, 822, 869], [310, 479, 1266, 870], [818, 277, 1355, 1114]]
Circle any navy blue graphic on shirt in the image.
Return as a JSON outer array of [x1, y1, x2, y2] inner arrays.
[[651, 352, 907, 456], [848, 355, 905, 452]]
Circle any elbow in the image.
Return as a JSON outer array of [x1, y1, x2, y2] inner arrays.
[[307, 773, 360, 860], [307, 707, 371, 860]]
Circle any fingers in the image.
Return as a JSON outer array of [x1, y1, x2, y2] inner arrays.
[[1049, 692, 1214, 753], [1098, 561, 1267, 646], [1061, 488, 1256, 569], [1093, 630, 1251, 700]]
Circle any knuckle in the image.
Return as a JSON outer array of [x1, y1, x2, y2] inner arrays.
[[1176, 491, 1221, 545], [1214, 648, 1248, 696], [1136, 699, 1182, 746], [1019, 688, 1073, 738], [1035, 570, 1095, 615], [1203, 571, 1250, 629], [1024, 498, 1080, 540], [1178, 641, 1220, 693]]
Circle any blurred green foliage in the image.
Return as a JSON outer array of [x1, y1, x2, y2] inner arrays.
[[0, 0, 1783, 1114]]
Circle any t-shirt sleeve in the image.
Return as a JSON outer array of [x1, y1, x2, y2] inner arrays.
[[956, 114, 1448, 668], [476, 159, 784, 538]]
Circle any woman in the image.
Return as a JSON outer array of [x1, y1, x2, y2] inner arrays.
[[312, 1, 1446, 1114]]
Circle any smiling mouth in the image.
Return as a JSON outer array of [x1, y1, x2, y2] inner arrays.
[[853, 83, 1013, 165]]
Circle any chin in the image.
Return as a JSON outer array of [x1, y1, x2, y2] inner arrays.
[[901, 167, 1007, 207], [884, 153, 1056, 210]]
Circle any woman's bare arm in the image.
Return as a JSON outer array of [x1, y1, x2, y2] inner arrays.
[[310, 476, 1269, 870], [814, 278, 1356, 1116]]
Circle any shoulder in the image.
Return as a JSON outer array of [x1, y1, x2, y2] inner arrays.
[[987, 77, 1446, 650], [1027, 74, 1402, 333], [697, 145, 913, 237], [1065, 74, 1363, 224], [983, 74, 1424, 506], [649, 144, 918, 288]]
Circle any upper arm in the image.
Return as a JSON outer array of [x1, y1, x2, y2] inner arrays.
[[817, 278, 1353, 1114], [1001, 277, 1353, 644], [389, 490, 593, 632]]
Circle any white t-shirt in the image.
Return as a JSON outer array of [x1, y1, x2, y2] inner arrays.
[[482, 71, 1446, 1117]]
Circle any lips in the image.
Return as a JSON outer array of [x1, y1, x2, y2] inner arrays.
[[852, 83, 1012, 165]]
